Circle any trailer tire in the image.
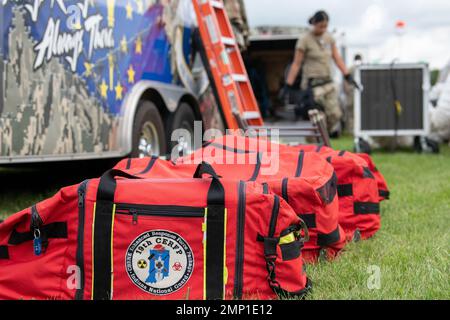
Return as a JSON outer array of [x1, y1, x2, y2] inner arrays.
[[132, 100, 167, 158], [168, 102, 196, 157]]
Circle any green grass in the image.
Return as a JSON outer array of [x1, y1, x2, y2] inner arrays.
[[307, 137, 450, 300], [0, 140, 449, 300]]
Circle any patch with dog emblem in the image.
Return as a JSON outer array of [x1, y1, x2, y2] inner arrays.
[[126, 230, 194, 295]]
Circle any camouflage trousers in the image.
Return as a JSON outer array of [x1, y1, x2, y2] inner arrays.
[[313, 83, 343, 133]]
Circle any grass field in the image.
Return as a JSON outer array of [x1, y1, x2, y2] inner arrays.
[[307, 138, 450, 300], [0, 138, 449, 300]]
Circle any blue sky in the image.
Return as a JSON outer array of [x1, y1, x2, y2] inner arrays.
[[244, 0, 450, 69]]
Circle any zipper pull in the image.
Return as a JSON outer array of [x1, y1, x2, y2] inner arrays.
[[131, 209, 138, 225], [33, 229, 42, 256], [31, 206, 47, 255]]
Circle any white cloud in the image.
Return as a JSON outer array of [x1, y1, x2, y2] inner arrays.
[[361, 4, 386, 32]]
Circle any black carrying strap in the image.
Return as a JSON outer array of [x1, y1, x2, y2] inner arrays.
[[203, 142, 252, 154], [317, 226, 342, 247], [379, 190, 390, 200], [337, 184, 353, 197], [8, 222, 68, 245], [248, 153, 262, 182], [272, 277, 312, 299], [193, 162, 221, 180], [299, 214, 317, 229], [194, 162, 226, 300], [199, 145, 261, 182], [138, 156, 158, 175], [262, 200, 311, 298], [125, 158, 132, 170], [354, 202, 380, 215], [0, 246, 9, 260], [93, 169, 142, 300]]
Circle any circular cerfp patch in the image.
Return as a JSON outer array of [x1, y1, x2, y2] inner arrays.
[[126, 230, 194, 296]]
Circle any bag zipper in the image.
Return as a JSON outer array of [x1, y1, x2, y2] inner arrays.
[[234, 181, 246, 299], [30, 205, 43, 231], [30, 205, 46, 256], [115, 204, 205, 224], [75, 180, 89, 300]]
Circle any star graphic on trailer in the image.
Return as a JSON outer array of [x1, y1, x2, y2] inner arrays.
[[100, 80, 108, 99], [120, 36, 128, 53], [84, 62, 94, 76], [126, 2, 133, 20], [115, 82, 124, 100], [135, 36, 142, 54], [127, 65, 135, 83]]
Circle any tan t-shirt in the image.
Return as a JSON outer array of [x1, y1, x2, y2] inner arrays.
[[296, 31, 336, 88]]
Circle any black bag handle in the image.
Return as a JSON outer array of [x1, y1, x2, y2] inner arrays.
[[194, 154, 261, 183], [193, 162, 227, 299], [92, 169, 143, 300], [193, 162, 221, 180], [96, 169, 143, 202]]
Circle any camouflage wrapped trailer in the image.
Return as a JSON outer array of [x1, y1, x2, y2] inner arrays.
[[0, 0, 224, 164]]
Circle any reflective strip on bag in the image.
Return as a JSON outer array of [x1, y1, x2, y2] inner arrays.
[[279, 232, 297, 245]]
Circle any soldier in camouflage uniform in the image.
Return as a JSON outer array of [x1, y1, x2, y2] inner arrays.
[[283, 10, 357, 135]]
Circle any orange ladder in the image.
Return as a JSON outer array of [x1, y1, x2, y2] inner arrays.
[[192, 0, 264, 130]]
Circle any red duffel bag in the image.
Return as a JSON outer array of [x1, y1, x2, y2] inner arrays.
[[0, 164, 311, 300], [288, 145, 390, 201], [184, 135, 382, 240], [356, 153, 390, 202], [115, 148, 347, 263], [291, 145, 382, 240]]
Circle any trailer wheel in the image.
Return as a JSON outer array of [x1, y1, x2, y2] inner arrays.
[[168, 103, 196, 157], [132, 100, 166, 158]]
